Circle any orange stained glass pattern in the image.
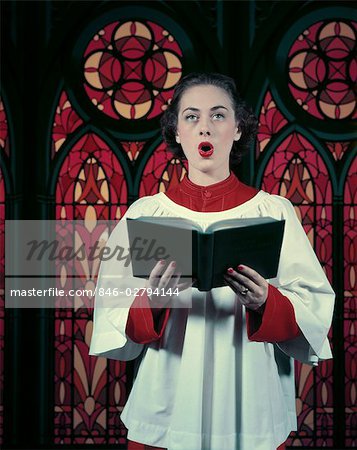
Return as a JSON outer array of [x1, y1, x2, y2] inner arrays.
[[83, 20, 183, 120], [261, 132, 334, 446], [52, 91, 84, 158], [54, 133, 128, 444]]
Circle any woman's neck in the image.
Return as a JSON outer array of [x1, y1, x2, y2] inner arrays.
[[187, 167, 231, 186]]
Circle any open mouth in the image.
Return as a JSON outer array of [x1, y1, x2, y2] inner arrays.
[[198, 141, 214, 158]]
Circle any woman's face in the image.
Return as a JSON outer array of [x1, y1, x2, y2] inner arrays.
[[176, 84, 241, 176]]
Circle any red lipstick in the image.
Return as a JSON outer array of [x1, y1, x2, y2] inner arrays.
[[198, 141, 214, 158]]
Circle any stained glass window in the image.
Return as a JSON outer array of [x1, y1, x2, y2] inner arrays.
[[48, 6, 355, 447], [326, 141, 353, 161], [54, 131, 189, 443], [53, 9, 188, 441], [121, 141, 145, 162], [54, 133, 128, 444], [139, 142, 187, 197], [83, 20, 183, 120], [260, 11, 356, 446], [288, 20, 356, 120], [256, 90, 288, 156], [260, 131, 334, 446], [52, 91, 84, 158], [343, 158, 356, 448], [56, 133, 127, 221]]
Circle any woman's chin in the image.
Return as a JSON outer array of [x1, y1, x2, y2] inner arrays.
[[188, 163, 220, 178], [193, 160, 215, 171]]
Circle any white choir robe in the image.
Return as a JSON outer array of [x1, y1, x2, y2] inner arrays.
[[89, 191, 335, 450]]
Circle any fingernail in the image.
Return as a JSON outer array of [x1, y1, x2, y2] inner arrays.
[[171, 262, 176, 267], [227, 268, 234, 273], [237, 265, 244, 271], [160, 260, 165, 264]]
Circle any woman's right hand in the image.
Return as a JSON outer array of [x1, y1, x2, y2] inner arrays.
[[145, 259, 193, 308]]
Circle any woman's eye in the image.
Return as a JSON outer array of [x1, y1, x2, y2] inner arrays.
[[185, 114, 198, 121], [213, 113, 225, 120]]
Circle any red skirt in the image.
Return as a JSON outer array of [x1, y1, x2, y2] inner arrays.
[[127, 440, 286, 449]]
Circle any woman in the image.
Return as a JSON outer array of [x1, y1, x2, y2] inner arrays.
[[90, 73, 335, 450]]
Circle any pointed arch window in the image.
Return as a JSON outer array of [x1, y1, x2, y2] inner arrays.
[[139, 142, 187, 197], [260, 131, 334, 446], [257, 11, 356, 445], [343, 158, 356, 447], [54, 133, 128, 444], [56, 133, 127, 220], [256, 89, 288, 155], [52, 91, 84, 158], [50, 6, 193, 442]]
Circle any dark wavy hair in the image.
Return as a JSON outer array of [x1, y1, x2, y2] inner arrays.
[[160, 72, 258, 168]]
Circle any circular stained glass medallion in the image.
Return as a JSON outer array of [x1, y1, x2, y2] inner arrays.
[[83, 20, 183, 120], [288, 20, 356, 120]]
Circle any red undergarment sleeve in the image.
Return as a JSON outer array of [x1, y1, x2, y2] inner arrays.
[[127, 440, 165, 450], [126, 290, 171, 344], [246, 284, 300, 342]]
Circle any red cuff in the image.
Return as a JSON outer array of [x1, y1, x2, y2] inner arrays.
[[246, 284, 300, 342], [126, 290, 171, 344]]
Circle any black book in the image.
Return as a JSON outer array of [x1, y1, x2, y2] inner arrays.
[[127, 216, 285, 292]]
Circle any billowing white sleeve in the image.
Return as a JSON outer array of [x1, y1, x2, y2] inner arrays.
[[270, 196, 335, 365], [89, 202, 149, 361]]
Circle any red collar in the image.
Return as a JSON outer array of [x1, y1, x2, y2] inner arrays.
[[176, 173, 240, 199], [164, 172, 259, 212]]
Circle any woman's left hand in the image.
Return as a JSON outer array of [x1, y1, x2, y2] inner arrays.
[[223, 264, 268, 312]]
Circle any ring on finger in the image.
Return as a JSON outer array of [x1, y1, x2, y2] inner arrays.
[[240, 287, 249, 296]]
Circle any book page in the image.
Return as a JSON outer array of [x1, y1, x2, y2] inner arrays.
[[133, 216, 203, 232], [206, 217, 279, 233]]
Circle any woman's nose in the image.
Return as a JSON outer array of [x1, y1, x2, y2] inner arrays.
[[199, 130, 211, 137]]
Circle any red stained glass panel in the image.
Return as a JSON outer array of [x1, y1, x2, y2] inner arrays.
[[261, 132, 334, 446], [325, 141, 352, 161], [139, 142, 188, 197], [343, 158, 357, 447], [56, 133, 127, 220], [256, 90, 288, 156], [121, 141, 145, 161], [52, 91, 84, 158], [288, 20, 357, 120], [55, 135, 128, 444], [83, 20, 183, 120]]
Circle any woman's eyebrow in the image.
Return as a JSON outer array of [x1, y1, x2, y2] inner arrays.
[[211, 105, 228, 111], [181, 105, 229, 114]]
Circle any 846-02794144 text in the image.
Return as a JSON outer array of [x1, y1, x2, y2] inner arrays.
[[9, 287, 180, 298]]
